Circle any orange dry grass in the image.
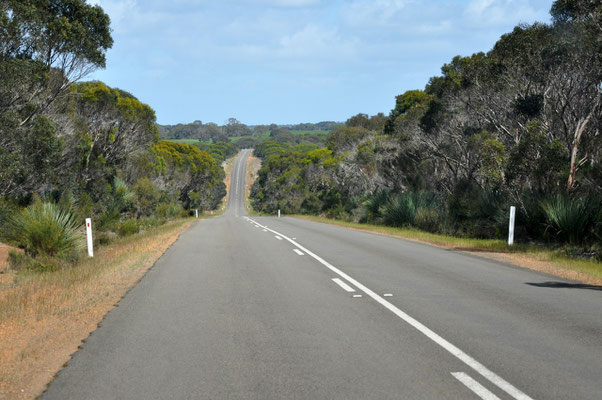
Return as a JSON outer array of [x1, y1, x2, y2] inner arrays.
[[218, 153, 238, 213], [245, 155, 261, 211], [0, 219, 194, 400]]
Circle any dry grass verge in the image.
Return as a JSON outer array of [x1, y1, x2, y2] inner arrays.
[[0, 218, 194, 400], [218, 153, 238, 214], [245, 154, 261, 214], [291, 215, 602, 286]]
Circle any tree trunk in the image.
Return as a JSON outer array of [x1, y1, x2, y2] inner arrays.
[[567, 109, 595, 190]]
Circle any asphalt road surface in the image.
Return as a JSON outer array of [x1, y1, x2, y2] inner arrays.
[[43, 150, 602, 399]]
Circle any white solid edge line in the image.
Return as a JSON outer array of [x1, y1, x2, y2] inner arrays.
[[245, 217, 533, 400], [452, 372, 502, 400], [332, 278, 355, 292], [293, 249, 304, 256]]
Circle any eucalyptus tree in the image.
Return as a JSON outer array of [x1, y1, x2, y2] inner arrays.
[[0, 0, 112, 199]]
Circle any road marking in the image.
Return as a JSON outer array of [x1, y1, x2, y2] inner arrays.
[[452, 372, 501, 400], [353, 294, 362, 298], [263, 229, 267, 232], [244, 217, 533, 400], [332, 278, 355, 292], [274, 236, 283, 240], [293, 249, 304, 256], [383, 293, 393, 297]]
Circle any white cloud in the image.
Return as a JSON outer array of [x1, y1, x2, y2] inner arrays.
[[342, 0, 410, 27], [277, 25, 357, 60], [464, 0, 548, 27]]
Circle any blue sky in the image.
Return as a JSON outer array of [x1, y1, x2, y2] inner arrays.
[[88, 0, 553, 126]]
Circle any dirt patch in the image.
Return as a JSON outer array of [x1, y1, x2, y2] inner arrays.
[[0, 220, 193, 400], [218, 154, 237, 213], [464, 251, 602, 286], [0, 243, 12, 271]]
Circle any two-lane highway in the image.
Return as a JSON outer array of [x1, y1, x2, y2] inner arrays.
[[43, 150, 602, 399]]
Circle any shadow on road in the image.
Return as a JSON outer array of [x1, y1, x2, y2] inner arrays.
[[526, 281, 602, 291]]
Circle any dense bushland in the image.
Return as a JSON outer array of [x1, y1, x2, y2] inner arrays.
[[0, 1, 226, 270], [251, 1, 601, 255]]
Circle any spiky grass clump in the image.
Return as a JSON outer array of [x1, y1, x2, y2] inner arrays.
[[5, 201, 85, 261], [541, 195, 595, 244], [380, 192, 441, 228], [362, 189, 391, 222]]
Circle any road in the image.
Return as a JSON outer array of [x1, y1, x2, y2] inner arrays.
[[43, 150, 602, 399]]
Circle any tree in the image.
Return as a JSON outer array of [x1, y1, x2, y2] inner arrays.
[[62, 81, 158, 193], [0, 0, 112, 124], [224, 117, 250, 137]]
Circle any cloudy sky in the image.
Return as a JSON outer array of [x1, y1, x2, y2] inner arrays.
[[88, 0, 553, 125]]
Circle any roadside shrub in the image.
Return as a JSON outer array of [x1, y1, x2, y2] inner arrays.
[[8, 250, 62, 272], [0, 199, 18, 239], [362, 189, 391, 222], [133, 178, 161, 217], [155, 202, 184, 219], [117, 218, 140, 237], [380, 192, 439, 228], [141, 216, 166, 229], [326, 204, 351, 221], [541, 194, 595, 244], [96, 207, 121, 232], [94, 231, 115, 247], [4, 201, 85, 260], [414, 207, 442, 233], [380, 194, 416, 227]]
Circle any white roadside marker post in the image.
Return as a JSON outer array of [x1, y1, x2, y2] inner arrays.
[[85, 218, 94, 257], [508, 206, 516, 246], [195, 209, 199, 218], [278, 209, 281, 218]]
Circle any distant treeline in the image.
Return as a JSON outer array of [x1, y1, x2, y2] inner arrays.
[[251, 0, 601, 252], [157, 119, 338, 149]]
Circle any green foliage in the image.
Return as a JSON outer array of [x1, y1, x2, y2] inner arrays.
[[133, 178, 161, 217], [196, 141, 238, 162], [541, 195, 596, 244], [379, 192, 440, 228], [151, 141, 225, 210], [326, 126, 372, 153], [362, 189, 391, 222], [3, 201, 85, 261], [117, 218, 140, 237], [155, 202, 185, 219], [8, 250, 64, 272]]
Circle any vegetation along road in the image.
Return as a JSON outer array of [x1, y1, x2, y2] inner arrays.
[[43, 151, 602, 400]]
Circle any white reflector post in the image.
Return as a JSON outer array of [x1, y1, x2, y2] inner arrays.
[[86, 218, 94, 257], [195, 209, 199, 218], [278, 209, 281, 218], [508, 206, 516, 246]]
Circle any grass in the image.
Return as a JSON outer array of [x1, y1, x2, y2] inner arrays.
[[216, 152, 239, 214], [289, 130, 330, 135], [0, 218, 195, 399], [291, 215, 602, 283], [165, 138, 206, 145], [245, 154, 262, 215]]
